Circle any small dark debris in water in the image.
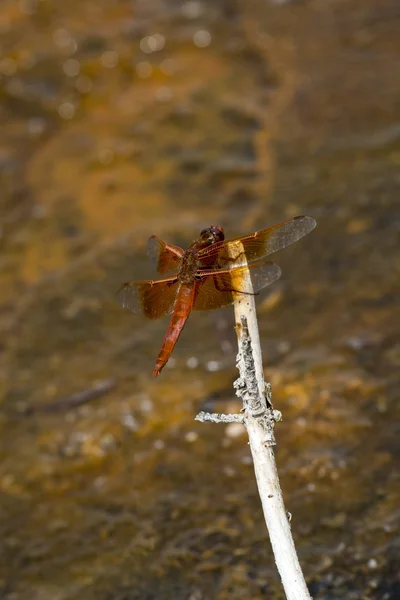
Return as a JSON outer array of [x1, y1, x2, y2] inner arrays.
[[198, 387, 234, 413], [345, 334, 383, 351], [220, 105, 261, 129], [166, 105, 196, 128], [179, 152, 205, 174], [207, 157, 257, 179], [26, 379, 116, 415], [79, 35, 108, 55]]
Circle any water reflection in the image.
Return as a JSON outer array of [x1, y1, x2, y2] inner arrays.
[[0, 1, 399, 599]]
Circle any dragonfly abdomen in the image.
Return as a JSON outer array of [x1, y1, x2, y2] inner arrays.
[[153, 284, 194, 376]]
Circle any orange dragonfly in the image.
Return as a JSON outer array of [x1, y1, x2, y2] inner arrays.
[[117, 216, 316, 377]]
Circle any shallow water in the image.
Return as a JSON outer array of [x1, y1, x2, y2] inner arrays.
[[1, 1, 399, 599]]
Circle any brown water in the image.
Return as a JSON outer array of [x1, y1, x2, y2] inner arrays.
[[1, 1, 399, 599]]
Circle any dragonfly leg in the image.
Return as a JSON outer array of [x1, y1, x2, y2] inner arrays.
[[213, 274, 259, 296]]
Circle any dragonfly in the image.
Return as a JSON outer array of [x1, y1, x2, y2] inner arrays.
[[117, 215, 316, 377]]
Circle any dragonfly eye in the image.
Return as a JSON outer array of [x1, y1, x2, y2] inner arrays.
[[201, 225, 225, 242], [209, 225, 225, 242]]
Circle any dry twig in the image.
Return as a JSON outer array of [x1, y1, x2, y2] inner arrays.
[[196, 247, 311, 600]]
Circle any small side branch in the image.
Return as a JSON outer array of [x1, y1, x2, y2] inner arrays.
[[195, 412, 244, 424]]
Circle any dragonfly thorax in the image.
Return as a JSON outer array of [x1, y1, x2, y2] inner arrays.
[[178, 250, 200, 283]]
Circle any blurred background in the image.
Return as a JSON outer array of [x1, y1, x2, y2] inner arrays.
[[0, 1, 399, 599]]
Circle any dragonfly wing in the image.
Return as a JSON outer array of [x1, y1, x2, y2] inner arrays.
[[197, 215, 316, 268], [147, 235, 184, 274], [192, 261, 281, 311], [117, 276, 180, 319]]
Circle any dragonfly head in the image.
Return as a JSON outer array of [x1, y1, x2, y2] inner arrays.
[[200, 225, 225, 244]]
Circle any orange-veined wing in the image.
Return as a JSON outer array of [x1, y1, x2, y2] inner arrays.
[[147, 235, 184, 274], [192, 260, 281, 311], [197, 215, 316, 268], [117, 276, 180, 319]]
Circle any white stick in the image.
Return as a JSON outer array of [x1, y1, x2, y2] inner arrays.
[[196, 241, 311, 600], [237, 318, 311, 600]]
